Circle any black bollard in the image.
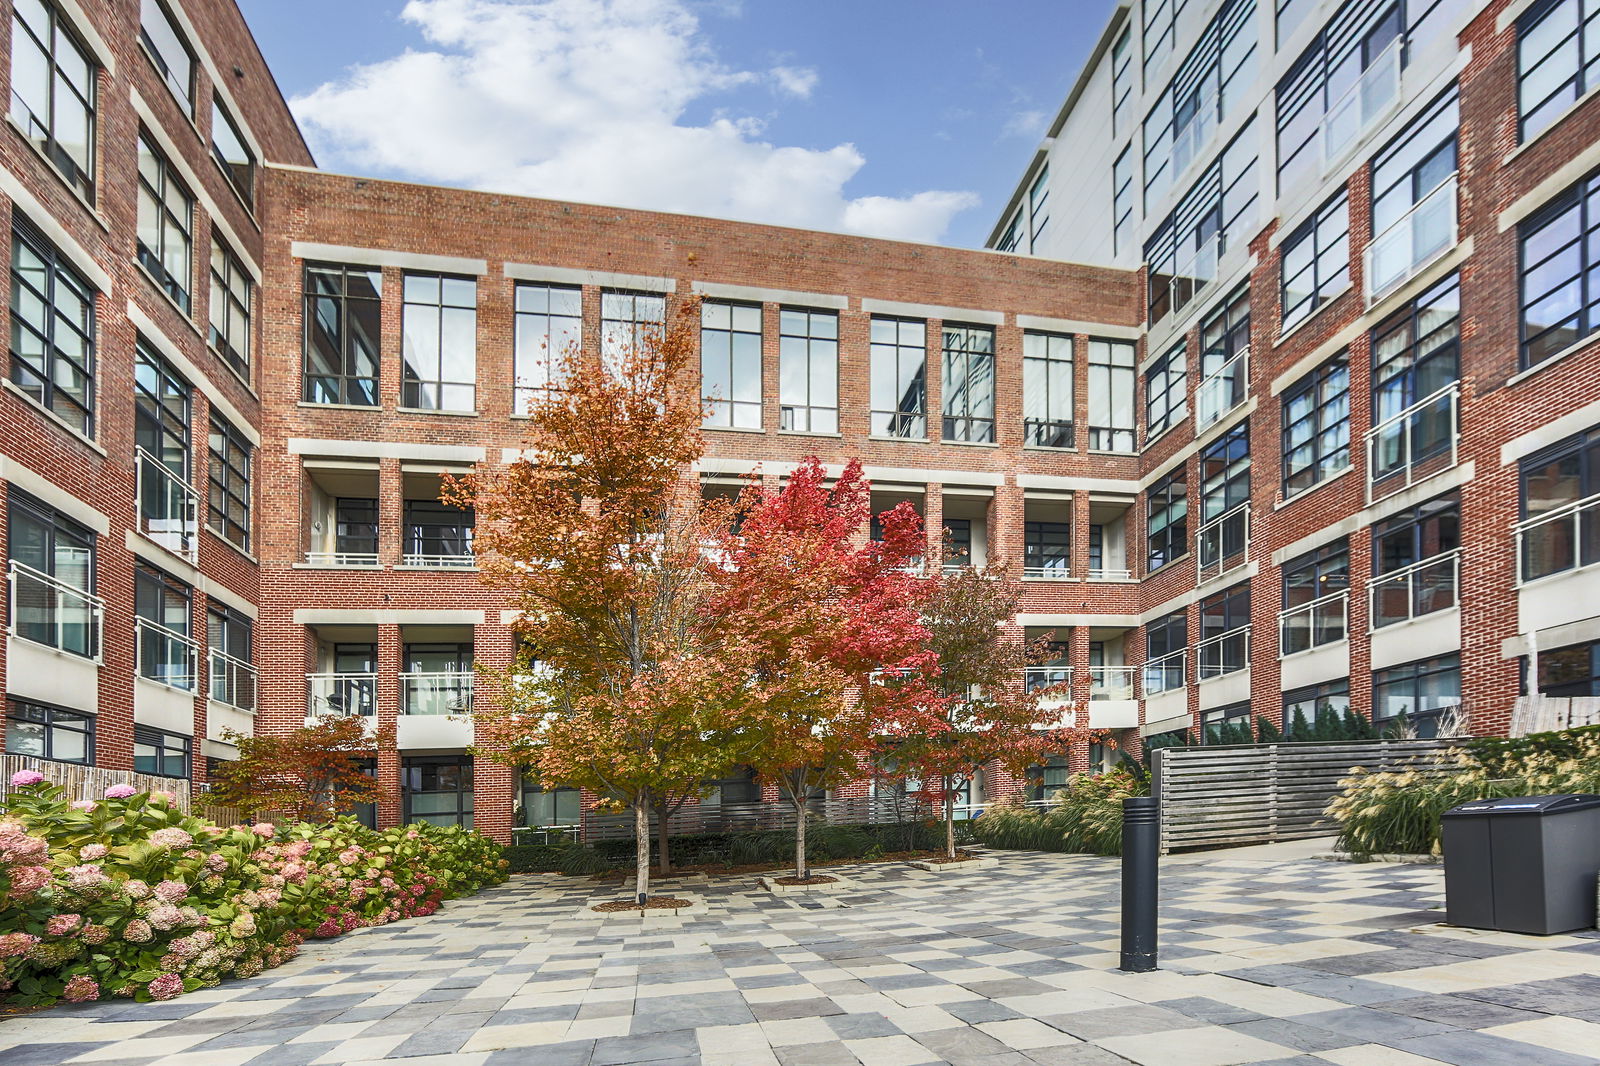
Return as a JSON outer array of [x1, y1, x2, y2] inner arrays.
[[1120, 795, 1159, 973]]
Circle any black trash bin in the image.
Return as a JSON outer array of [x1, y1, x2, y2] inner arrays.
[[1441, 794, 1600, 935]]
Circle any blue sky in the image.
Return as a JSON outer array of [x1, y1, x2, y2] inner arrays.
[[238, 0, 1117, 247]]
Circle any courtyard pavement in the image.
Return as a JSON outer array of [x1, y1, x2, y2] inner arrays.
[[4, 845, 1600, 1065]]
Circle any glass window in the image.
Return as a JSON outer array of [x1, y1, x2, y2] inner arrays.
[[135, 340, 190, 481], [1145, 341, 1186, 439], [401, 273, 476, 412], [6, 487, 96, 658], [1519, 167, 1600, 368], [404, 499, 474, 561], [521, 774, 581, 828], [134, 562, 192, 688], [1201, 701, 1251, 743], [302, 263, 381, 406], [1283, 680, 1351, 735], [1112, 25, 1134, 134], [207, 236, 251, 374], [210, 96, 255, 208], [1372, 653, 1460, 736], [1371, 272, 1460, 462], [513, 282, 581, 414], [1518, 0, 1600, 141], [1031, 755, 1071, 801], [1197, 283, 1251, 427], [206, 604, 253, 710], [403, 754, 474, 828], [1113, 147, 1135, 255], [1280, 191, 1350, 330], [10, 217, 95, 435], [1088, 338, 1135, 451], [1024, 521, 1071, 577], [600, 290, 665, 371], [136, 132, 193, 312], [9, 0, 96, 199], [1198, 582, 1250, 676], [1282, 539, 1349, 649], [778, 308, 837, 433], [1027, 166, 1050, 253], [6, 698, 91, 764], [1143, 0, 1187, 75], [943, 518, 972, 568], [942, 324, 996, 443], [995, 211, 1023, 253], [1199, 423, 1250, 522], [206, 416, 250, 551], [1145, 608, 1188, 693], [1023, 331, 1073, 447], [1372, 491, 1459, 632], [1276, 0, 1317, 43], [335, 498, 379, 557], [1147, 470, 1188, 571], [1371, 86, 1459, 240], [870, 316, 926, 438], [1518, 427, 1600, 579], [1145, 117, 1258, 325], [701, 302, 762, 429], [1281, 353, 1351, 497], [134, 725, 190, 778], [1536, 638, 1600, 696], [138, 0, 193, 114]]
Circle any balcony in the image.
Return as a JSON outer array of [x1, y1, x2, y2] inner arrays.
[[304, 551, 381, 567], [1279, 590, 1348, 657], [1024, 666, 1073, 693], [403, 672, 474, 716], [1023, 564, 1072, 581], [401, 552, 475, 569], [1196, 348, 1248, 430], [1369, 549, 1459, 630], [136, 447, 198, 561], [1195, 503, 1250, 584], [1142, 648, 1185, 695], [306, 672, 377, 719], [6, 560, 102, 660], [135, 618, 198, 690], [1088, 666, 1136, 701], [1195, 624, 1250, 680], [207, 649, 257, 711], [1366, 382, 1459, 502], [1365, 172, 1458, 305], [1516, 493, 1600, 584], [1085, 567, 1134, 581], [1322, 37, 1402, 167], [1170, 88, 1219, 178]]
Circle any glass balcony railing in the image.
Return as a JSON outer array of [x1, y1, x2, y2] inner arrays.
[[208, 648, 257, 711], [136, 447, 198, 560], [403, 672, 474, 716], [135, 617, 198, 690], [1195, 502, 1250, 584], [1323, 37, 1402, 164], [1195, 624, 1250, 680], [307, 672, 377, 718], [1517, 493, 1600, 584], [1369, 550, 1459, 630], [1196, 348, 1248, 430], [1142, 648, 1186, 695], [1365, 172, 1458, 304], [1024, 666, 1073, 693], [1089, 666, 1136, 701], [1366, 382, 1459, 502], [1279, 589, 1349, 656], [6, 560, 102, 660], [1170, 89, 1220, 177]]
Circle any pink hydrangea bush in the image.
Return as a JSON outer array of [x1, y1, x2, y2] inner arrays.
[[0, 778, 508, 1006]]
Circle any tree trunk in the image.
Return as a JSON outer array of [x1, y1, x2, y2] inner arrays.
[[655, 802, 672, 875], [634, 802, 650, 905], [794, 799, 809, 880], [945, 781, 956, 860]]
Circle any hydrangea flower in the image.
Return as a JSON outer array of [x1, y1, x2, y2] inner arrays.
[[148, 827, 194, 850], [147, 904, 184, 931], [153, 880, 188, 903], [123, 879, 151, 899], [45, 914, 83, 936], [78, 844, 108, 860], [9, 769, 44, 787], [0, 932, 39, 958], [103, 784, 137, 799], [65, 864, 111, 891], [0, 829, 49, 865], [81, 924, 111, 945], [251, 823, 276, 838], [70, 799, 97, 812], [146, 973, 183, 1001], [122, 919, 153, 944], [10, 865, 51, 894], [61, 975, 99, 1002]]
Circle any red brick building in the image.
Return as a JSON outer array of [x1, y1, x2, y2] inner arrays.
[[3, 0, 1599, 843]]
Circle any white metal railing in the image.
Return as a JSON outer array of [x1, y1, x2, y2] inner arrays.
[[1086, 567, 1134, 581], [6, 560, 102, 660], [307, 672, 377, 718], [1089, 666, 1136, 701], [304, 551, 381, 567], [1195, 624, 1251, 680], [1024, 666, 1073, 693], [511, 824, 582, 845], [135, 617, 198, 690], [207, 648, 257, 711], [1369, 549, 1459, 630], [1023, 564, 1073, 581], [1171, 87, 1220, 177], [1365, 171, 1458, 304], [1279, 589, 1349, 657], [403, 672, 474, 715], [1516, 493, 1600, 585], [136, 447, 199, 560], [1196, 347, 1249, 429], [1196, 502, 1250, 583], [1366, 382, 1459, 501], [401, 553, 475, 568], [1142, 648, 1186, 695], [1323, 36, 1402, 165]]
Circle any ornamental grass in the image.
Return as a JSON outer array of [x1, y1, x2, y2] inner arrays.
[[969, 765, 1148, 856], [0, 774, 507, 1007]]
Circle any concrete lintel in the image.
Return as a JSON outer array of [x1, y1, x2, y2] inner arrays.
[[294, 241, 487, 277], [293, 609, 486, 626]]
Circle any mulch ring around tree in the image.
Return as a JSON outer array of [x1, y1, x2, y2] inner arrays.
[[591, 897, 694, 912], [770, 874, 839, 886], [919, 850, 984, 864]]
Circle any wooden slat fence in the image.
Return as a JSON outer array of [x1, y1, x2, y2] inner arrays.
[[1151, 739, 1467, 852], [1510, 696, 1600, 736], [0, 754, 194, 808]]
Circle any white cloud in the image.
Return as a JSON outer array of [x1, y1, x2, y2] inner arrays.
[[1000, 108, 1047, 140], [291, 0, 978, 242]]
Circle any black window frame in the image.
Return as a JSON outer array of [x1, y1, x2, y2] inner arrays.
[[700, 301, 763, 430], [206, 602, 253, 710], [400, 272, 477, 413], [1370, 84, 1458, 249], [302, 262, 381, 407], [1517, 427, 1600, 580], [1282, 680, 1351, 735], [133, 724, 190, 779], [1023, 330, 1074, 448], [1087, 337, 1136, 452], [1372, 653, 1460, 735], [1281, 352, 1351, 498], [10, 216, 96, 436], [778, 307, 838, 434], [208, 233, 251, 375], [6, 487, 96, 658], [1145, 341, 1187, 441], [209, 94, 255, 209], [7, 697, 92, 765], [135, 130, 193, 312], [402, 754, 474, 828], [404, 498, 474, 561], [599, 289, 665, 369], [1147, 469, 1189, 572], [206, 415, 250, 551], [869, 315, 927, 439], [138, 0, 195, 115], [1517, 0, 1600, 142], [1024, 520, 1071, 577], [335, 497, 379, 558], [512, 281, 581, 413], [1279, 190, 1350, 331], [1518, 166, 1600, 370], [1370, 272, 1460, 470], [9, 0, 97, 200], [1373, 489, 1460, 577], [941, 324, 996, 444]]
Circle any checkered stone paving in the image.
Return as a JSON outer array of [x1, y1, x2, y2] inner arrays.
[[5, 843, 1600, 1065]]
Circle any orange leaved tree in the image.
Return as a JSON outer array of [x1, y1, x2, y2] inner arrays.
[[211, 716, 385, 823]]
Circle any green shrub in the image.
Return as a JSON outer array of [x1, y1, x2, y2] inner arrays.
[[0, 778, 508, 1007], [970, 767, 1149, 856]]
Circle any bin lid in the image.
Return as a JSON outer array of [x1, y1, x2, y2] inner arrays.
[[1442, 794, 1600, 817]]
